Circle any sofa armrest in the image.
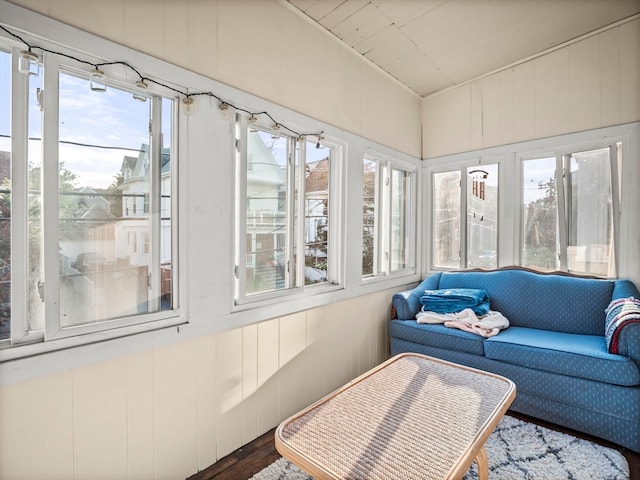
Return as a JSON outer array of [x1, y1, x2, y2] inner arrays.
[[612, 279, 640, 300], [610, 279, 640, 364], [616, 324, 640, 366], [391, 289, 420, 319], [391, 272, 443, 320]]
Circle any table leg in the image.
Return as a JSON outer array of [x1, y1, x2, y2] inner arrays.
[[475, 447, 488, 480]]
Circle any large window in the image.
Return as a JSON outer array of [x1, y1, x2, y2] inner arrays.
[[428, 132, 624, 279], [235, 119, 340, 303], [0, 43, 179, 348], [362, 153, 415, 278], [522, 145, 619, 277]]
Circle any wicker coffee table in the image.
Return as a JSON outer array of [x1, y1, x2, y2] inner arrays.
[[275, 353, 516, 480]]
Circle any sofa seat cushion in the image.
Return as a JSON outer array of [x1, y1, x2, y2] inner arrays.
[[484, 327, 640, 387], [389, 320, 485, 356]]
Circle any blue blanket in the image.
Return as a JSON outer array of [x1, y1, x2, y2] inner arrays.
[[605, 296, 640, 354], [420, 288, 490, 316]]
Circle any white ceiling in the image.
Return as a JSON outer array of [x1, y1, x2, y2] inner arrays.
[[287, 0, 640, 97]]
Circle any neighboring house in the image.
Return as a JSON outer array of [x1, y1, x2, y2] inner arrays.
[[60, 186, 116, 265], [245, 132, 287, 289], [304, 157, 329, 265], [117, 144, 171, 267]]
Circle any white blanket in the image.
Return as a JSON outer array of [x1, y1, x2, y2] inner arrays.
[[416, 308, 510, 338]]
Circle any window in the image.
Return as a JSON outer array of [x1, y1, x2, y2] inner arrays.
[[428, 131, 625, 279], [362, 153, 415, 278], [1, 43, 179, 348], [467, 165, 498, 269], [234, 118, 339, 303], [432, 171, 460, 269], [522, 145, 618, 277], [431, 163, 498, 270]]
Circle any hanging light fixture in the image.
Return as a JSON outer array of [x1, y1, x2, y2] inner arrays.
[[132, 80, 148, 102], [89, 67, 106, 92], [182, 96, 195, 115], [18, 50, 40, 76]]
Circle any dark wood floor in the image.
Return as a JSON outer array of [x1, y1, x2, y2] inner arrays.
[[188, 411, 640, 480]]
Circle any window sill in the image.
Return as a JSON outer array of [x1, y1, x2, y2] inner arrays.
[[0, 314, 185, 364]]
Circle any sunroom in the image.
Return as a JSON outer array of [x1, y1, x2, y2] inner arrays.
[[0, 1, 639, 479]]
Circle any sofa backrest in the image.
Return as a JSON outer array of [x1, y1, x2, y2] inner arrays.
[[436, 269, 615, 335]]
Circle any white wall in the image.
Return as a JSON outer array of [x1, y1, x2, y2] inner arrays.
[[0, 1, 422, 479], [12, 0, 421, 158], [0, 291, 393, 480], [421, 16, 640, 286], [423, 17, 640, 159]]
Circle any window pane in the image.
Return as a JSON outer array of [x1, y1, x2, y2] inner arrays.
[[432, 171, 460, 269], [0, 50, 10, 340], [467, 165, 498, 269], [566, 148, 614, 276], [57, 71, 170, 326], [362, 158, 376, 276], [390, 168, 409, 271], [304, 141, 329, 285], [246, 129, 287, 295], [522, 157, 558, 270]]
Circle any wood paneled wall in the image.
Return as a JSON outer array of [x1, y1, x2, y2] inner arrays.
[[0, 289, 393, 480], [423, 18, 640, 159]]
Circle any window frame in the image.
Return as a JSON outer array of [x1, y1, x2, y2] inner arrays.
[[233, 114, 344, 307], [424, 125, 634, 280], [362, 150, 417, 280], [520, 144, 620, 277], [427, 158, 502, 271], [1, 40, 183, 352]]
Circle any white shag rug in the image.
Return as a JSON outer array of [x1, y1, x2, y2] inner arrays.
[[251, 416, 630, 480]]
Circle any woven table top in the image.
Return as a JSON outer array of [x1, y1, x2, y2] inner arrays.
[[275, 353, 516, 480]]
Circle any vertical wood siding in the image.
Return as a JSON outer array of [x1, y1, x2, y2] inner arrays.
[[423, 18, 640, 159], [0, 289, 393, 480]]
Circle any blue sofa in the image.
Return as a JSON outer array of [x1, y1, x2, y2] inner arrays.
[[390, 267, 640, 452]]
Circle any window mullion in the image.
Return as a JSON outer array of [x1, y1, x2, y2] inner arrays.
[[234, 116, 248, 302], [609, 144, 620, 278], [459, 166, 468, 268], [295, 140, 306, 288], [286, 137, 297, 289], [556, 155, 568, 271], [379, 162, 390, 275], [42, 54, 61, 340], [148, 96, 162, 311], [9, 47, 30, 344], [327, 145, 341, 284]]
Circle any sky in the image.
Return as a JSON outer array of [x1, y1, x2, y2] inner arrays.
[[1, 51, 171, 190]]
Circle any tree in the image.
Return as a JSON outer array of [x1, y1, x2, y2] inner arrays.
[[362, 161, 376, 275], [0, 176, 11, 339], [107, 171, 124, 218], [523, 177, 557, 269]]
